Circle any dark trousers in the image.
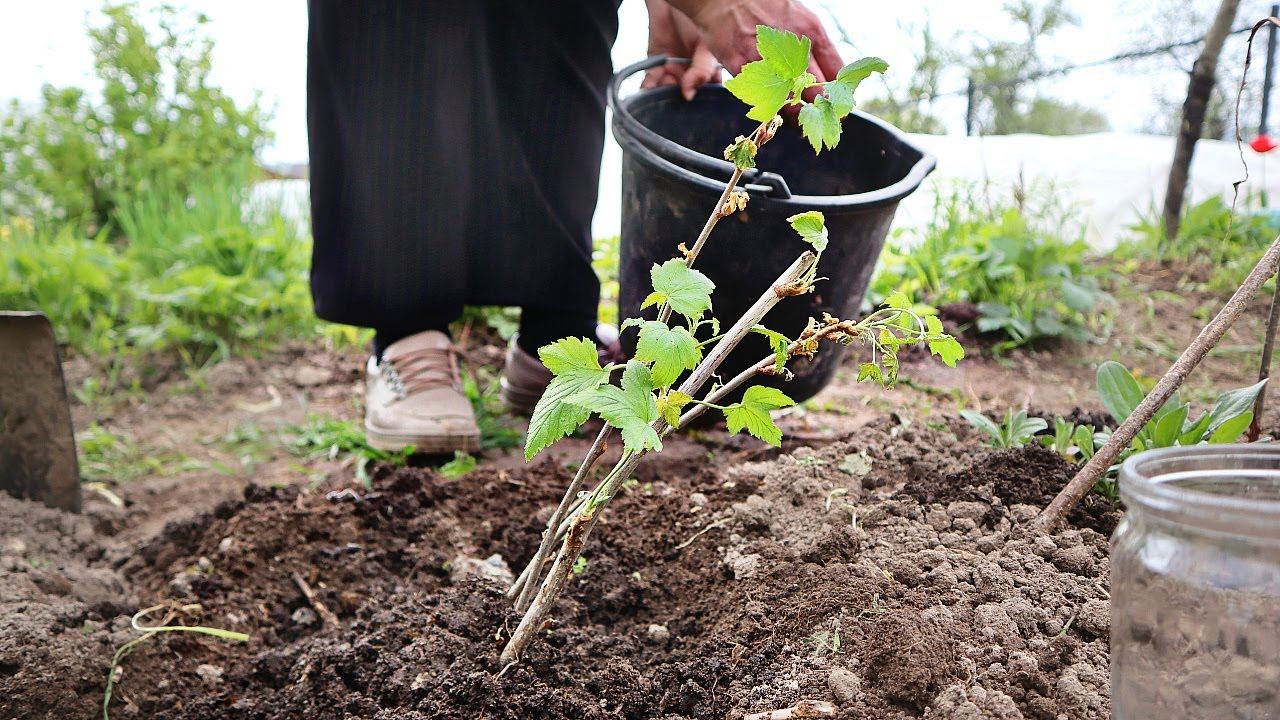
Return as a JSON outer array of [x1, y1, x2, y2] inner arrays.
[[307, 1, 620, 339]]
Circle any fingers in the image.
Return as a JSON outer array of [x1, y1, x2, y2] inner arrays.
[[643, 66, 682, 89], [680, 43, 721, 101]]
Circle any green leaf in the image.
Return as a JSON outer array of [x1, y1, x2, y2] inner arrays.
[[1152, 392, 1185, 422], [525, 337, 608, 460], [439, 451, 477, 478], [787, 211, 828, 252], [924, 315, 964, 367], [570, 360, 662, 454], [835, 56, 889, 90], [657, 390, 693, 428], [1179, 412, 1213, 445], [752, 324, 792, 372], [642, 259, 715, 323], [798, 96, 841, 152], [723, 385, 794, 446], [1008, 411, 1048, 444], [1061, 279, 1099, 312], [795, 57, 887, 153], [824, 79, 855, 117], [929, 336, 965, 368], [725, 61, 795, 122], [885, 291, 912, 311], [1151, 404, 1188, 448], [1073, 424, 1096, 459], [1208, 411, 1253, 444], [635, 320, 701, 388], [757, 26, 812, 80], [724, 26, 813, 121], [960, 410, 1003, 446], [1205, 379, 1267, 435], [724, 136, 757, 169], [1096, 361, 1144, 425], [857, 362, 883, 384]]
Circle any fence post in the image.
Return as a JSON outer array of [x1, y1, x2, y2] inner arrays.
[[965, 75, 977, 136]]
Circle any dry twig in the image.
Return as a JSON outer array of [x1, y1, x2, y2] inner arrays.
[[292, 571, 340, 627]]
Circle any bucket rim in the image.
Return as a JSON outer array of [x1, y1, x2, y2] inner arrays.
[[609, 56, 937, 209], [613, 110, 933, 211]]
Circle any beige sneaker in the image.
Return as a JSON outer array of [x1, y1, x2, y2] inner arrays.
[[499, 325, 623, 415], [364, 330, 481, 453]]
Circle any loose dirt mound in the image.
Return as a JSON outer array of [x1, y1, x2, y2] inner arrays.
[[0, 493, 133, 719], [2, 420, 1112, 719]]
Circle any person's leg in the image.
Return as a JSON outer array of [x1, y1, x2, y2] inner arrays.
[[307, 0, 473, 332], [515, 307, 599, 357], [484, 2, 623, 411], [307, 1, 482, 451]]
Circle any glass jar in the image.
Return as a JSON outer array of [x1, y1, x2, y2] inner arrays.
[[1112, 445, 1280, 720]]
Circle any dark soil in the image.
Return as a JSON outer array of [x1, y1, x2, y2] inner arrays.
[[897, 443, 1122, 535], [2, 419, 1111, 719]]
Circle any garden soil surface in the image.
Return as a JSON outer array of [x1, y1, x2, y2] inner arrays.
[[1, 418, 1115, 720]]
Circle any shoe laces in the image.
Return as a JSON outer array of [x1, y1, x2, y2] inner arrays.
[[382, 346, 461, 400]]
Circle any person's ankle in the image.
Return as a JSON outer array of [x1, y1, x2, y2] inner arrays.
[[516, 309, 598, 356], [374, 326, 451, 360]]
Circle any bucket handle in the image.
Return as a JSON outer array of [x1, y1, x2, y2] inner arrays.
[[609, 55, 793, 200]]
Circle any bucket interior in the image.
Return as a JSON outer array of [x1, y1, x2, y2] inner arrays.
[[624, 86, 923, 198]]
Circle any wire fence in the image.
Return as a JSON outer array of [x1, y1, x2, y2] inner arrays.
[[952, 23, 1266, 135]]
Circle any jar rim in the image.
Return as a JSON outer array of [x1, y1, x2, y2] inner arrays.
[[1120, 444, 1280, 538]]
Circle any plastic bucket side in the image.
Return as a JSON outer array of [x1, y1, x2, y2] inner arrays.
[[611, 76, 934, 403]]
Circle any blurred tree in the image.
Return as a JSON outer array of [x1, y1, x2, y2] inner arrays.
[[854, 24, 950, 134], [965, 0, 1110, 135], [0, 3, 271, 235], [1163, 0, 1242, 239], [834, 0, 1109, 136]]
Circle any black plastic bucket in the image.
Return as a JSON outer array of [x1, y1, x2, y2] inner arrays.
[[609, 56, 936, 403]]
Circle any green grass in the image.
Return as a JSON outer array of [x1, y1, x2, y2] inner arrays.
[[1121, 194, 1280, 292], [285, 416, 415, 489], [1, 175, 336, 371], [869, 182, 1112, 350], [77, 424, 204, 481]]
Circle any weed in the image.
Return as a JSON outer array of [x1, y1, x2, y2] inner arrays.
[[462, 369, 522, 450], [871, 182, 1112, 350], [0, 177, 326, 371], [808, 615, 845, 656], [1047, 360, 1264, 500], [438, 452, 477, 478], [103, 603, 248, 720], [961, 408, 1047, 448], [285, 416, 414, 489], [1124, 194, 1280, 292], [77, 424, 191, 482]]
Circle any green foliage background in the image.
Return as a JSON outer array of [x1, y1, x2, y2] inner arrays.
[[0, 3, 323, 372], [0, 3, 270, 234]]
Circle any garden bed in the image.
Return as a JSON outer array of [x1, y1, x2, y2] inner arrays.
[[2, 419, 1113, 719]]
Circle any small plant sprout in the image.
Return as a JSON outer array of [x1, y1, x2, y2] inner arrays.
[[961, 408, 1047, 449], [1081, 361, 1262, 501], [103, 603, 248, 720], [499, 26, 963, 663]]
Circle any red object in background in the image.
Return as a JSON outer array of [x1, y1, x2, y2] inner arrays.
[[1252, 134, 1279, 153]]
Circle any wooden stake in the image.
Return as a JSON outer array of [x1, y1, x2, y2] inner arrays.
[[1033, 233, 1280, 532]]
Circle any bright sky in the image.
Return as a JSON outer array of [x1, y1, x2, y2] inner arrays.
[[2, 0, 1278, 164]]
